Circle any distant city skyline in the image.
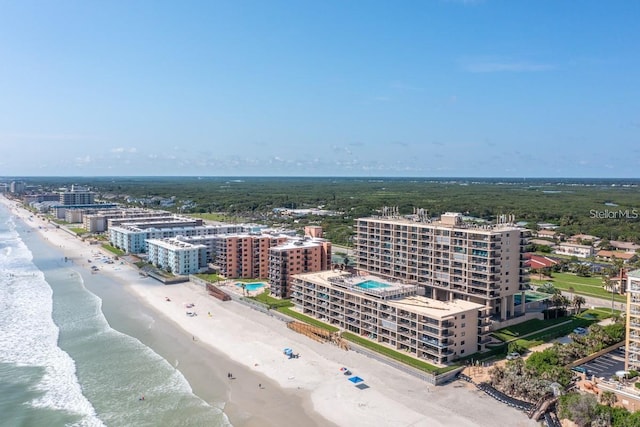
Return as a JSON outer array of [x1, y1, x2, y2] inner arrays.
[[1, 1, 638, 178]]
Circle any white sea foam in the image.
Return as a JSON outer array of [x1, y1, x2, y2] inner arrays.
[[0, 215, 104, 426]]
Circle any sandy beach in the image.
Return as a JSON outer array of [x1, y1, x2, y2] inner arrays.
[[3, 196, 538, 427]]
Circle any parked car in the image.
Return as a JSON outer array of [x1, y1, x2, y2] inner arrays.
[[506, 352, 521, 360], [573, 327, 587, 335]]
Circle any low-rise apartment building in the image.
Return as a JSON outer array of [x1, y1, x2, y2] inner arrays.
[[53, 204, 118, 220], [554, 243, 594, 258], [109, 223, 248, 254], [146, 238, 207, 275], [291, 271, 488, 364], [84, 209, 172, 233]]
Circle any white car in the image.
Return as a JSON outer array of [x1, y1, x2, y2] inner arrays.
[[573, 327, 587, 335], [506, 352, 521, 360]]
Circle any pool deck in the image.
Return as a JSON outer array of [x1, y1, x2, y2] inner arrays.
[[216, 279, 270, 297]]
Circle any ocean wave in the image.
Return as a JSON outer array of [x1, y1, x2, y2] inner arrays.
[[0, 216, 105, 426]]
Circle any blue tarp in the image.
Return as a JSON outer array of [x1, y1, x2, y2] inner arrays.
[[348, 376, 364, 384]]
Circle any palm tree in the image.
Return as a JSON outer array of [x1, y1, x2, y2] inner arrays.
[[600, 390, 617, 407], [549, 291, 566, 319], [605, 256, 625, 314], [572, 295, 586, 314]]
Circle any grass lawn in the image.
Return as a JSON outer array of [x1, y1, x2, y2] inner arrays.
[[517, 319, 592, 346], [69, 227, 86, 234], [277, 307, 339, 332], [102, 244, 125, 256], [194, 273, 224, 283], [341, 331, 457, 374], [493, 307, 615, 343], [250, 293, 294, 310], [493, 317, 572, 342], [532, 272, 626, 303], [579, 307, 621, 320]]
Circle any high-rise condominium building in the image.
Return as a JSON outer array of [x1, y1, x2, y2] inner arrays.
[[268, 238, 332, 298], [59, 185, 95, 205], [626, 270, 640, 371], [355, 211, 529, 320]]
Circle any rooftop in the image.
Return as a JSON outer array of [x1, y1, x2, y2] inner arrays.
[[629, 269, 640, 279], [147, 237, 207, 250], [295, 270, 417, 300], [358, 215, 523, 232], [388, 295, 484, 319]]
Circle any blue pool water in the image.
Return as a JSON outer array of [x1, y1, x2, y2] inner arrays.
[[356, 280, 390, 290], [235, 282, 266, 292], [514, 291, 550, 305]]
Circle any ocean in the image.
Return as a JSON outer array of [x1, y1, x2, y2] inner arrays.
[[0, 203, 230, 427]]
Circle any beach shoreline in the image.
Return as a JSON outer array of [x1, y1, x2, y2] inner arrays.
[[3, 195, 538, 427]]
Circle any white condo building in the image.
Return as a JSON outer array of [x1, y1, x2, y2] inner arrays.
[[109, 223, 249, 254], [146, 238, 207, 275]]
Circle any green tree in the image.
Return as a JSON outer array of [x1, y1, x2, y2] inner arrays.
[[507, 341, 527, 355], [558, 393, 598, 427], [604, 322, 625, 343], [600, 390, 617, 407], [572, 295, 586, 314], [575, 263, 591, 277]]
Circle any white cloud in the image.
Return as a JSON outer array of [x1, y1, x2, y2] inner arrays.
[[111, 147, 137, 153], [75, 155, 92, 164]]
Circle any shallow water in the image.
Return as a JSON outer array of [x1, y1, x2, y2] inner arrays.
[[0, 204, 230, 427]]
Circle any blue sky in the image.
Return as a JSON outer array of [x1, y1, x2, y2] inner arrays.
[[1, 0, 638, 177]]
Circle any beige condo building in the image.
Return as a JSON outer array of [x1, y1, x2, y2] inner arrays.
[[291, 271, 488, 364], [355, 211, 529, 320]]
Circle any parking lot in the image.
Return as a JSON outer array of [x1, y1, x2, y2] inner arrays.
[[575, 346, 625, 379]]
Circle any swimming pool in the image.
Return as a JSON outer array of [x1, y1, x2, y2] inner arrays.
[[514, 291, 550, 305], [356, 280, 390, 290], [235, 282, 266, 292]]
